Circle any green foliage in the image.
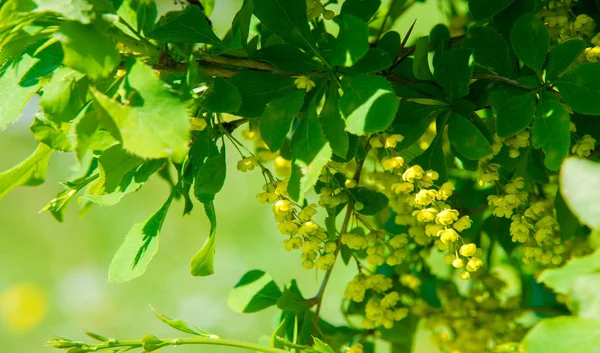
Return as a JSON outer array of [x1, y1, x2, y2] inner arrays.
[[560, 158, 600, 230]]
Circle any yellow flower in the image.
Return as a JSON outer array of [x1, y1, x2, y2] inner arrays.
[[419, 170, 439, 187], [381, 156, 404, 171], [572, 134, 596, 157], [345, 276, 368, 302], [466, 257, 483, 272], [412, 208, 437, 222], [453, 216, 472, 232], [298, 221, 319, 236], [298, 204, 317, 221], [438, 228, 459, 244], [315, 254, 336, 270], [459, 243, 477, 257], [345, 179, 357, 188], [477, 172, 499, 186], [402, 165, 425, 182], [435, 209, 459, 226], [273, 200, 294, 216], [237, 157, 258, 172], [505, 177, 525, 194], [389, 234, 408, 248], [324, 242, 336, 253], [278, 221, 299, 235], [391, 182, 414, 194], [385, 134, 404, 149], [437, 182, 455, 200], [256, 191, 278, 204], [366, 274, 393, 292], [283, 237, 302, 251], [414, 189, 437, 206], [347, 343, 364, 353], [452, 258, 464, 268], [460, 271, 471, 280], [425, 223, 444, 237], [294, 76, 315, 92]]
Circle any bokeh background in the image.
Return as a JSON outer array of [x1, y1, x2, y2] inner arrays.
[[0, 1, 448, 352]]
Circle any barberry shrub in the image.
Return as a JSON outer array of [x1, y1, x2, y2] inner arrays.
[[3, 0, 600, 352]]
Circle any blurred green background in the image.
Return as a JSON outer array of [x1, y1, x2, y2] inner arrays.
[[0, 1, 447, 352]]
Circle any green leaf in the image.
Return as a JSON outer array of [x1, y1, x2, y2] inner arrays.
[[190, 202, 218, 276], [0, 55, 39, 130], [331, 15, 369, 67], [312, 337, 335, 353], [390, 102, 442, 151], [434, 48, 474, 101], [32, 0, 98, 24], [253, 0, 319, 56], [495, 91, 536, 138], [290, 98, 332, 202], [30, 117, 72, 152], [256, 44, 323, 73], [560, 158, 600, 230], [339, 75, 399, 134], [108, 194, 173, 283], [228, 269, 282, 313], [412, 36, 434, 81], [41, 169, 98, 222], [319, 83, 349, 157], [228, 71, 296, 118], [91, 60, 190, 162], [0, 144, 53, 200], [225, 0, 253, 51], [463, 26, 511, 76], [74, 103, 118, 160], [194, 148, 226, 204], [277, 280, 310, 314], [150, 306, 211, 337], [555, 191, 582, 241], [260, 90, 305, 152], [203, 77, 242, 113], [522, 317, 600, 353], [412, 115, 448, 182], [146, 6, 225, 49], [532, 98, 570, 171], [510, 14, 549, 75], [468, 0, 513, 20], [430, 24, 450, 52], [340, 0, 381, 22], [380, 315, 419, 353], [447, 113, 493, 160], [55, 21, 120, 80], [377, 31, 401, 59], [345, 48, 392, 75], [554, 63, 600, 115], [349, 187, 389, 215], [540, 248, 600, 294], [546, 39, 586, 81], [39, 67, 87, 125]]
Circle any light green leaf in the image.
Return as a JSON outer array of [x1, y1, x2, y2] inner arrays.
[[260, 90, 305, 152], [522, 317, 600, 353], [495, 91, 536, 138], [190, 202, 218, 277], [253, 0, 319, 57], [319, 83, 349, 157], [554, 63, 600, 115], [203, 77, 241, 113], [0, 55, 39, 130], [194, 148, 226, 204], [331, 15, 369, 67], [91, 60, 190, 162], [41, 172, 98, 222], [413, 36, 434, 81], [276, 280, 309, 314], [108, 194, 173, 283], [228, 269, 282, 313], [434, 48, 474, 101], [339, 75, 399, 135], [447, 113, 493, 160], [147, 6, 225, 49], [30, 116, 72, 152], [33, 0, 96, 24], [228, 71, 296, 118], [546, 39, 586, 81], [463, 26, 511, 76], [224, 0, 253, 51], [532, 98, 570, 171], [39, 67, 86, 125], [560, 158, 600, 230], [0, 144, 53, 200], [150, 306, 211, 337], [55, 21, 120, 80], [74, 102, 119, 161], [510, 13, 549, 75], [312, 337, 335, 353], [539, 248, 600, 294], [468, 0, 513, 20]]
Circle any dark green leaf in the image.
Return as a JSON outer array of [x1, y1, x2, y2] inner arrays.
[[0, 144, 53, 200], [492, 0, 536, 35], [339, 75, 399, 134], [532, 98, 570, 171], [320, 83, 349, 157], [495, 91, 536, 138], [560, 158, 600, 230], [225, 0, 253, 51], [30, 117, 72, 152], [228, 71, 296, 118], [447, 113, 493, 160], [228, 269, 282, 313], [349, 187, 389, 215], [108, 194, 173, 283], [377, 31, 401, 59], [194, 148, 226, 204], [55, 21, 120, 80], [380, 315, 419, 353], [546, 39, 586, 81], [190, 202, 218, 276], [146, 6, 225, 49], [412, 36, 434, 80], [345, 48, 392, 75], [554, 63, 600, 115], [510, 14, 549, 75], [468, 0, 514, 20], [277, 281, 309, 314], [331, 15, 369, 67], [434, 48, 474, 101], [256, 44, 323, 73], [203, 77, 242, 113], [340, 0, 381, 22], [555, 191, 582, 242], [260, 90, 305, 151], [412, 115, 448, 182], [430, 24, 450, 51], [463, 26, 511, 76], [390, 102, 442, 151]]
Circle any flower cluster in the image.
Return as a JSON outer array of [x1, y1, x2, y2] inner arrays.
[[306, 0, 334, 20], [487, 177, 528, 218]]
